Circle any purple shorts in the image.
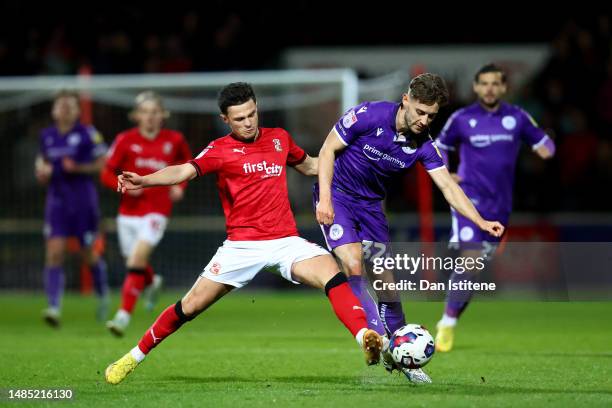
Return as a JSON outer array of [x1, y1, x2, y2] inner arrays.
[[449, 208, 508, 256], [313, 184, 390, 251], [44, 197, 99, 247]]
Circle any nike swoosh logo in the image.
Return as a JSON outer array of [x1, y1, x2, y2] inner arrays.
[[353, 305, 365, 311]]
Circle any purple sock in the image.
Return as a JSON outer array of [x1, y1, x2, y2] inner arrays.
[[378, 301, 406, 336], [347, 275, 385, 335], [445, 270, 477, 319], [90, 259, 108, 297], [44, 266, 64, 308]]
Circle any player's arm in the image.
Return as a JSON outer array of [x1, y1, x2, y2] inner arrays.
[[316, 129, 347, 225], [34, 154, 52, 185], [62, 156, 105, 175], [429, 167, 504, 237], [293, 155, 318, 176], [533, 136, 556, 159], [118, 163, 197, 193]]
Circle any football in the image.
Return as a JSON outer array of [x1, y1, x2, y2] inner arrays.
[[389, 324, 435, 369]]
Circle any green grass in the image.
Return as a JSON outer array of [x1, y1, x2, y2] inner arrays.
[[1, 291, 611, 407]]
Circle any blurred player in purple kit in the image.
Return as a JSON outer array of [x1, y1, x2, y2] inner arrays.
[[35, 90, 109, 327], [315, 73, 505, 383], [434, 64, 555, 352]]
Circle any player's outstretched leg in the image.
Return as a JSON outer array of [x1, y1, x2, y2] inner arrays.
[[292, 255, 382, 366], [105, 277, 232, 385]]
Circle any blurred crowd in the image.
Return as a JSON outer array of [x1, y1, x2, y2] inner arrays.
[[0, 7, 610, 212]]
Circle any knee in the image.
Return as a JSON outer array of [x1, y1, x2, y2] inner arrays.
[[46, 248, 64, 267], [340, 257, 363, 276], [180, 292, 203, 317]]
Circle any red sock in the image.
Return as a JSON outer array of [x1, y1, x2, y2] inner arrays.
[[121, 270, 146, 313], [326, 278, 368, 337], [138, 302, 187, 354], [144, 264, 154, 287]]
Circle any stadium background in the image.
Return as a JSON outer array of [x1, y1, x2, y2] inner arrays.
[[0, 8, 611, 292]]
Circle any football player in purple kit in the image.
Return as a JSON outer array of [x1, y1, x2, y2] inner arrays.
[[433, 64, 555, 352], [315, 73, 505, 383], [35, 90, 109, 327]]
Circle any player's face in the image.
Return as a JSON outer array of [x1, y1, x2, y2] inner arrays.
[[52, 96, 80, 125], [402, 93, 439, 134], [221, 99, 259, 140], [134, 100, 165, 132], [474, 72, 506, 108]]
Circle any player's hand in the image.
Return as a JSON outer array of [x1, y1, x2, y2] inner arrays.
[[450, 173, 462, 183], [35, 159, 52, 183], [62, 157, 78, 173], [316, 198, 335, 225], [479, 220, 505, 238], [117, 171, 145, 194], [169, 185, 184, 202]]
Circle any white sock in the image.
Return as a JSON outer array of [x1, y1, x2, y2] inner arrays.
[[439, 313, 457, 327], [130, 346, 146, 363], [355, 328, 368, 347]]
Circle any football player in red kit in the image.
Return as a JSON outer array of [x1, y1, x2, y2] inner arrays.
[[105, 82, 382, 384]]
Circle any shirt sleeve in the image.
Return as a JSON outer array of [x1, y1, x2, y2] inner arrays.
[[175, 133, 193, 164], [285, 130, 307, 166], [419, 140, 446, 172], [105, 134, 126, 172], [435, 110, 462, 151], [189, 142, 224, 177], [518, 108, 550, 149], [87, 126, 108, 158], [333, 102, 374, 146]]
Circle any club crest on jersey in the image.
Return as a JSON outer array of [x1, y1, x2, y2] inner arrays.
[[502, 116, 517, 130], [273, 139, 282, 152], [210, 262, 221, 275], [342, 110, 358, 128], [163, 142, 173, 155], [67, 133, 81, 146], [329, 224, 344, 240]]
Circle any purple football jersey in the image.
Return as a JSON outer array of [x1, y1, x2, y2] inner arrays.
[[40, 123, 106, 243], [435, 102, 549, 217], [332, 101, 445, 201]]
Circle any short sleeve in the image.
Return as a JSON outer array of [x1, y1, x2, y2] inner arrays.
[[419, 140, 446, 172], [189, 142, 224, 176], [517, 108, 549, 149], [105, 133, 127, 171], [333, 102, 374, 146], [435, 110, 462, 151], [285, 130, 307, 166]]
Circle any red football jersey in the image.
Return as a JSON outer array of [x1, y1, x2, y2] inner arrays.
[[189, 127, 307, 241], [106, 128, 192, 216]]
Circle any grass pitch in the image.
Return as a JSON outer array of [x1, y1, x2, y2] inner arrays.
[[1, 291, 611, 407]]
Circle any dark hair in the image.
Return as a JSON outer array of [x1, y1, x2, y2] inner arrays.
[[218, 82, 256, 114], [474, 64, 506, 83], [409, 73, 449, 107], [53, 89, 79, 103]]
